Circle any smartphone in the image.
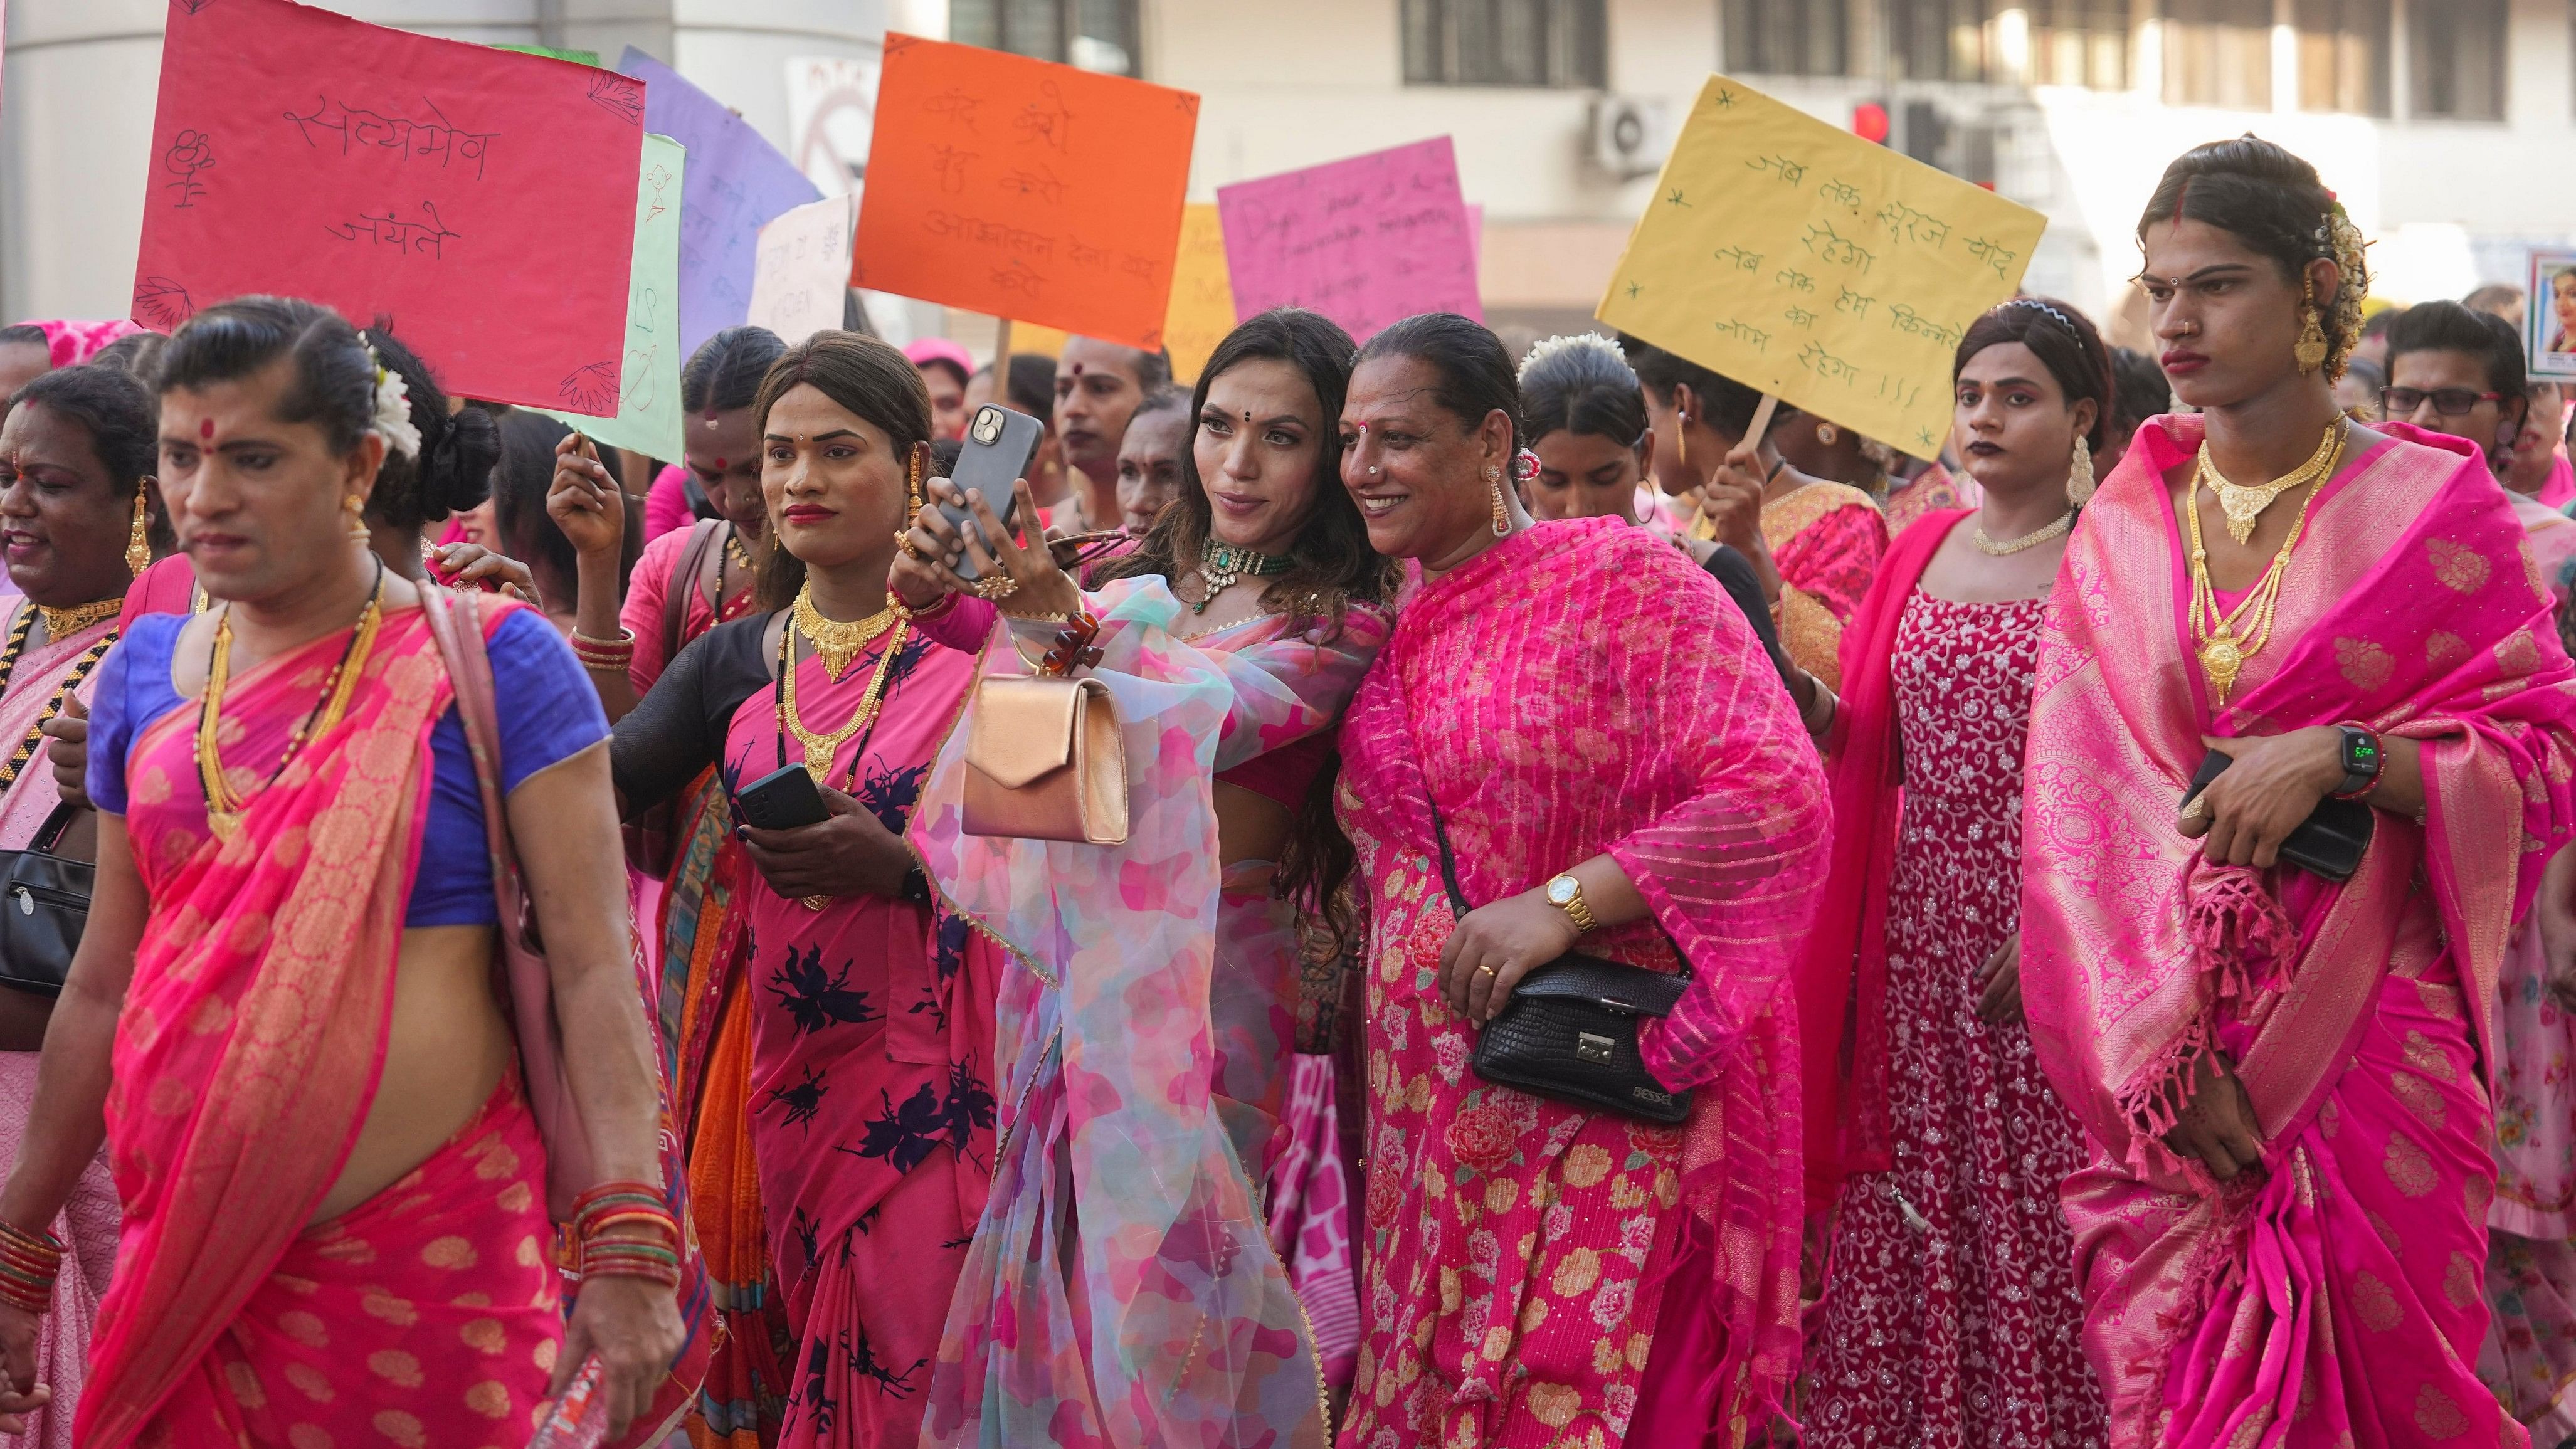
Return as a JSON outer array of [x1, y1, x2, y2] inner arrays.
[[736, 763, 831, 831], [937, 404, 1046, 581], [2182, 750, 2373, 882]]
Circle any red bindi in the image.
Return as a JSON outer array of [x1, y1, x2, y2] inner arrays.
[[711, 458, 727, 470], [199, 419, 215, 440]]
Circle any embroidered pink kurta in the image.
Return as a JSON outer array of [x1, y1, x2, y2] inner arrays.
[[2021, 418, 2576, 1449], [1334, 517, 1828, 1448]]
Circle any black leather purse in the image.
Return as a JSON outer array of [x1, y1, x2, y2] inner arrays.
[[1425, 799, 1693, 1125], [0, 804, 88, 996]]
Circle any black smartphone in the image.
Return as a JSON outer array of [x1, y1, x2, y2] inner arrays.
[[936, 404, 1046, 581], [736, 763, 830, 831], [2182, 750, 2373, 882]]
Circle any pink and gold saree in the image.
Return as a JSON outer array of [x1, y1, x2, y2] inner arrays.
[[2021, 418, 2576, 1449], [1335, 517, 1828, 1449]]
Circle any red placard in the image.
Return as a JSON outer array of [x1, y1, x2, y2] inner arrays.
[[134, 0, 644, 409], [853, 34, 1197, 350]]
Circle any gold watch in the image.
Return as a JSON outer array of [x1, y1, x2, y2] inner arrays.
[[1544, 872, 1597, 934]]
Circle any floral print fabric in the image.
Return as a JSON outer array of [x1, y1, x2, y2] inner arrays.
[[1334, 518, 1829, 1448], [1802, 593, 2104, 1448]]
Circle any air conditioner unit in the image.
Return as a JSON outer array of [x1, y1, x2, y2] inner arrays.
[[1588, 95, 1671, 181]]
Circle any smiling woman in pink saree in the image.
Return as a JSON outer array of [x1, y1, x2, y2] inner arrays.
[[2020, 140, 2576, 1449], [1333, 315, 1828, 1449]]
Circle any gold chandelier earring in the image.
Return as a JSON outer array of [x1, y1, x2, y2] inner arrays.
[[344, 492, 369, 542], [907, 446, 926, 517], [2294, 273, 2330, 376], [1484, 463, 1509, 536], [2067, 435, 2097, 507], [125, 486, 152, 576]]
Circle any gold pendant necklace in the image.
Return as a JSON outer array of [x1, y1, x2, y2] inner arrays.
[[35, 598, 122, 641], [2197, 419, 2345, 545], [197, 566, 387, 840], [1970, 510, 2075, 556], [2185, 424, 2340, 703], [791, 582, 899, 680], [780, 617, 909, 787]]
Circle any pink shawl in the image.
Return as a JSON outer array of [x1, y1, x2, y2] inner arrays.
[[20, 320, 143, 368], [2022, 416, 2576, 1193], [2541, 450, 2575, 510], [0, 608, 120, 849], [1334, 518, 1829, 1438], [1792, 507, 1969, 1208]]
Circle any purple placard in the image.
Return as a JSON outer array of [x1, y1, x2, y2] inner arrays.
[[1216, 136, 1481, 344], [617, 48, 823, 360]]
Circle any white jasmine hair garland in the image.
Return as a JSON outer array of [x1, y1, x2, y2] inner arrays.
[[361, 336, 421, 460]]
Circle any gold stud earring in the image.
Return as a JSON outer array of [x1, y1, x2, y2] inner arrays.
[[2294, 274, 2330, 375], [125, 487, 152, 576]]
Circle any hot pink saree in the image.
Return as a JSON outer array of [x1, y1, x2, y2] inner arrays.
[[2021, 418, 2576, 1449], [80, 609, 573, 1445], [1335, 517, 1828, 1448]]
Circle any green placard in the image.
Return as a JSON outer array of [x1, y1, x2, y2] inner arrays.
[[537, 133, 685, 460], [492, 43, 604, 67]]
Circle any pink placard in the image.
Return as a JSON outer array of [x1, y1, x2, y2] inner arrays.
[[133, 0, 643, 409], [1216, 136, 1481, 344]]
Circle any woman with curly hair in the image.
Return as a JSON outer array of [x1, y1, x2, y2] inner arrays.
[[2019, 135, 2576, 1448]]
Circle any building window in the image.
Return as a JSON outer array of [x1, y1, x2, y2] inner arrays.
[[2162, 0, 2271, 110], [1889, 0, 1991, 84], [1402, 0, 1607, 87], [1723, 0, 1849, 76], [2409, 0, 2505, 120], [2026, 0, 2130, 89], [2294, 0, 2389, 114], [949, 0, 1139, 75]]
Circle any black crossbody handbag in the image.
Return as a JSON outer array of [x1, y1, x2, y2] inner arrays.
[[1423, 798, 1693, 1125], [0, 804, 89, 996]]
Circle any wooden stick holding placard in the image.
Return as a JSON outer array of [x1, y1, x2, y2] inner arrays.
[[1684, 392, 1782, 539], [993, 319, 1013, 379]]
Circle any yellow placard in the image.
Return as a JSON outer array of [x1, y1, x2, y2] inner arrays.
[[1163, 204, 1236, 386], [1596, 76, 2046, 460]]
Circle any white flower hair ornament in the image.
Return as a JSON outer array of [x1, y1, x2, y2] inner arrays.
[[364, 341, 421, 461]]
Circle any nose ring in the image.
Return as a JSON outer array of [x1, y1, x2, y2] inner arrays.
[[1367, 465, 1380, 477]]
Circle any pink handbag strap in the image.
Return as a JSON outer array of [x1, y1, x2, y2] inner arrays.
[[418, 587, 598, 1220]]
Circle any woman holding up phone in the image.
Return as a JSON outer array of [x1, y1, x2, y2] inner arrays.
[[891, 308, 1393, 1443], [610, 332, 1003, 1449]]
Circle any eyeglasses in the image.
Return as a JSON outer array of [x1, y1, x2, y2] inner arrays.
[[2382, 386, 2503, 417]]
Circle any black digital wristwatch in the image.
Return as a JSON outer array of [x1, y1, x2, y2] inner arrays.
[[2329, 723, 2382, 801]]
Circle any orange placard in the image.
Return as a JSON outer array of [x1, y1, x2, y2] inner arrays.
[[853, 34, 1198, 351]]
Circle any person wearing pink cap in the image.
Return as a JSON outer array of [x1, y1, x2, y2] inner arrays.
[[906, 337, 974, 443]]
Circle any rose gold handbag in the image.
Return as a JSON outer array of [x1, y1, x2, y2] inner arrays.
[[963, 670, 1130, 844]]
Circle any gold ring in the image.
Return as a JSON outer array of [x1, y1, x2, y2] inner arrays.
[[2179, 793, 2209, 823], [894, 530, 926, 560], [972, 574, 1020, 601], [1475, 963, 1498, 979]]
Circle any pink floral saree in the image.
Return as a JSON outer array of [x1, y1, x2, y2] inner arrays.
[[913, 577, 1381, 1448], [2020, 417, 2576, 1449], [1335, 517, 1828, 1449]]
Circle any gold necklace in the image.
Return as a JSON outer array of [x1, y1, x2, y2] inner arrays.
[[2197, 419, 2344, 545], [780, 616, 909, 786], [197, 566, 386, 839], [791, 582, 899, 680], [1970, 510, 2075, 556], [1176, 540, 1294, 613], [35, 598, 121, 640], [2185, 426, 2340, 703]]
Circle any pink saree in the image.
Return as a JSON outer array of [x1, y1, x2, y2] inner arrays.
[[2020, 417, 2576, 1449], [80, 609, 568, 1445], [0, 604, 121, 1448], [914, 579, 1380, 1448], [1334, 517, 1829, 1448]]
